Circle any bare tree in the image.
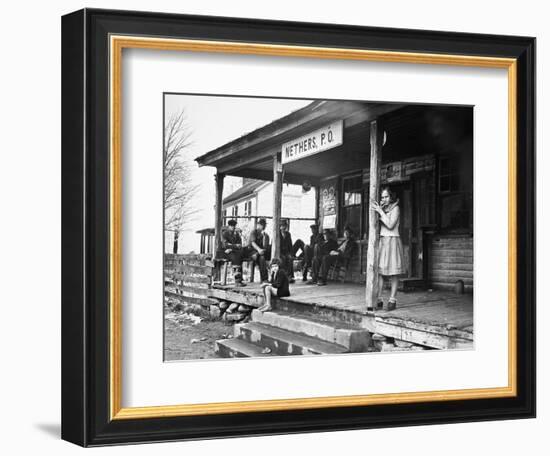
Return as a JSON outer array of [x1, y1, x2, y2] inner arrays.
[[164, 109, 200, 233]]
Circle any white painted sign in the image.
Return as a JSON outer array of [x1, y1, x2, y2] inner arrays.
[[281, 120, 343, 164], [323, 214, 336, 229]]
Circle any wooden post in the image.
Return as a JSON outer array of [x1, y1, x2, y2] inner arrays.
[[272, 154, 283, 260], [214, 172, 225, 256], [365, 120, 384, 310], [314, 185, 320, 224]]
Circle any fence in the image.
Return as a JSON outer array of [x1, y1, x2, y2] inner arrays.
[[164, 253, 216, 310]]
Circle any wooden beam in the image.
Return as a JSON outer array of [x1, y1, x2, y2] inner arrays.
[[365, 120, 384, 310], [272, 154, 283, 260], [214, 172, 225, 256]]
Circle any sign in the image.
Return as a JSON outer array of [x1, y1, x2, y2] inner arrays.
[[381, 161, 403, 182], [281, 120, 343, 164], [323, 214, 336, 229], [321, 184, 336, 216]]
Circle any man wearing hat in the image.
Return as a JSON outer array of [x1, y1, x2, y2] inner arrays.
[[302, 223, 324, 282], [247, 218, 271, 282], [308, 228, 338, 285], [279, 219, 295, 283], [221, 219, 246, 286]]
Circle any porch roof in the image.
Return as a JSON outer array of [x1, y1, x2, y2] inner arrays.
[[195, 100, 404, 185], [195, 101, 473, 185]]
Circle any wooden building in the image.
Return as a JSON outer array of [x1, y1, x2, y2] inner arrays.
[[195, 100, 473, 306]]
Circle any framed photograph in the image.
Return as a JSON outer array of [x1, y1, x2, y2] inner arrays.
[[61, 8, 535, 446]]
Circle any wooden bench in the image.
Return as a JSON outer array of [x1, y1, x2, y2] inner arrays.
[[214, 258, 257, 285]]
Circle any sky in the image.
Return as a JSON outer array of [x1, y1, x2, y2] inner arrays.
[[164, 94, 311, 253]]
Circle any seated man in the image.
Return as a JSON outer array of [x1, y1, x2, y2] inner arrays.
[[311, 226, 356, 286], [279, 219, 295, 284], [221, 219, 246, 287], [308, 228, 338, 285], [246, 218, 271, 282], [294, 223, 323, 282]]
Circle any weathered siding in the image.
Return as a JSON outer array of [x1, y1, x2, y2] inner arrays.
[[429, 235, 473, 292]]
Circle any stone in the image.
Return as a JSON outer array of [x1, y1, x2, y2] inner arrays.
[[227, 303, 239, 313], [394, 339, 414, 348], [209, 305, 221, 319], [219, 301, 229, 310], [224, 312, 247, 322], [237, 304, 250, 313]]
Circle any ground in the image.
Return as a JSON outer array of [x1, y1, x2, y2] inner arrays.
[[164, 300, 234, 361]]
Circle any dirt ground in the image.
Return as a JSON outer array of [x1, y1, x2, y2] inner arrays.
[[163, 301, 233, 361]]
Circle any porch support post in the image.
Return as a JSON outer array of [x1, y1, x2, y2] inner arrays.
[[272, 153, 283, 260], [214, 172, 225, 256], [365, 120, 384, 310]]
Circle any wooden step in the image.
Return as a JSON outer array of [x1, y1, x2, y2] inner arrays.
[[214, 338, 273, 358], [250, 309, 370, 352], [235, 322, 349, 356]]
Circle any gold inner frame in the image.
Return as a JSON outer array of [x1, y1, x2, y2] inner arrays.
[[109, 35, 518, 420]]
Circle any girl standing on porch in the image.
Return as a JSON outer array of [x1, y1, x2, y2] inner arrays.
[[370, 186, 405, 310], [258, 258, 291, 313]]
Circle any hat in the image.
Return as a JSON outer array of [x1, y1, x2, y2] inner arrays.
[[279, 219, 288, 227], [258, 218, 266, 227], [227, 219, 237, 227], [323, 228, 334, 235], [310, 223, 319, 229]]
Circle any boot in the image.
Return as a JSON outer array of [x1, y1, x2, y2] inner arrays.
[[234, 268, 246, 287]]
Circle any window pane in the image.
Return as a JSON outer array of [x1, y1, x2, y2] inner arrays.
[[342, 206, 361, 237], [440, 176, 450, 192], [344, 191, 362, 206]]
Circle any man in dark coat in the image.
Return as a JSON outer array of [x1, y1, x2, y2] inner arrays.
[[308, 228, 339, 285], [294, 223, 324, 282], [247, 218, 271, 282], [221, 219, 246, 286], [279, 219, 295, 283], [314, 226, 356, 286]]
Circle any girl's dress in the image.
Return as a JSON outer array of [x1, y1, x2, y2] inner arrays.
[[269, 269, 291, 297], [378, 201, 405, 276]]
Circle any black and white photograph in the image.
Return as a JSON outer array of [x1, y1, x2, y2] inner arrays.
[[163, 94, 474, 361]]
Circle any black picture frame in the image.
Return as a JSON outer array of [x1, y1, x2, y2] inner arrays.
[[62, 8, 535, 447]]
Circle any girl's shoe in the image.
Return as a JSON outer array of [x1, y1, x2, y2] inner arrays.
[[367, 298, 384, 312], [387, 298, 397, 311]]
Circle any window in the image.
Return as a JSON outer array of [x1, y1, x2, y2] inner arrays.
[[244, 200, 252, 217], [340, 174, 363, 237], [438, 156, 473, 231], [231, 205, 238, 217], [439, 157, 460, 193]]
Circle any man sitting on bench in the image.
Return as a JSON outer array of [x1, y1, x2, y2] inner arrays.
[[310, 226, 356, 286], [247, 218, 271, 283], [279, 219, 296, 284], [221, 219, 246, 287]]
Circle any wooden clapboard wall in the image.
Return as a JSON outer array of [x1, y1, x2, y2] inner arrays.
[[429, 235, 473, 292]]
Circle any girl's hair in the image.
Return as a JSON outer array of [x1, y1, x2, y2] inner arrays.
[[380, 185, 396, 203], [270, 258, 281, 267]]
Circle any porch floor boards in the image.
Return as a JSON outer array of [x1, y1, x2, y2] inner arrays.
[[212, 281, 473, 337]]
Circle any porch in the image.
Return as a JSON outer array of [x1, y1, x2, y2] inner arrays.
[[210, 281, 473, 353]]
